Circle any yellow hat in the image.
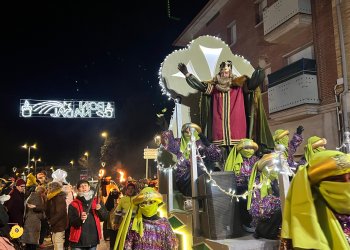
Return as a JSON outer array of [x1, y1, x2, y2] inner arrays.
[[181, 123, 202, 134], [256, 152, 287, 173], [273, 129, 289, 141], [308, 150, 350, 184], [26, 173, 38, 187], [311, 138, 327, 149], [236, 139, 258, 152], [132, 187, 163, 205]]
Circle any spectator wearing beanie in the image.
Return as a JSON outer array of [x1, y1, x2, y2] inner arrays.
[[46, 181, 68, 250], [68, 180, 108, 250], [4, 178, 26, 227]]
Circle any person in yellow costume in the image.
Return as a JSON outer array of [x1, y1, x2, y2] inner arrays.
[[247, 151, 288, 239], [225, 138, 259, 231], [273, 126, 303, 169], [114, 187, 178, 250], [297, 136, 327, 168], [281, 150, 350, 249], [114, 183, 137, 227]]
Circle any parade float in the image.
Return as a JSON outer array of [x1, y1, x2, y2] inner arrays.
[[156, 35, 287, 249]]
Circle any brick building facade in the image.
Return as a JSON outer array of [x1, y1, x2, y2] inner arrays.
[[173, 0, 350, 153]]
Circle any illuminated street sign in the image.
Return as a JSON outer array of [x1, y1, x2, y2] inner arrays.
[[20, 99, 115, 118]]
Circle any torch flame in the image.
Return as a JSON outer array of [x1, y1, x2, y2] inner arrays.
[[99, 168, 105, 178], [117, 170, 125, 183]]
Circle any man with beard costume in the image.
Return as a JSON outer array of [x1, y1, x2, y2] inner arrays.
[[68, 180, 108, 250], [177, 60, 274, 158], [114, 187, 178, 250]]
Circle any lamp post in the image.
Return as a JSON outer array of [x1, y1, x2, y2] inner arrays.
[[84, 152, 89, 178], [22, 143, 37, 172], [31, 157, 41, 175]]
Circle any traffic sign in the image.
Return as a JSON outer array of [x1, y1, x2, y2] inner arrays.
[[143, 148, 158, 159]]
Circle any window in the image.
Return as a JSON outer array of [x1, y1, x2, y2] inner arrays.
[[255, 0, 267, 25], [287, 45, 314, 64], [227, 21, 237, 46]]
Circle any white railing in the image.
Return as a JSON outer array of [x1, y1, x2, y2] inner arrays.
[[263, 0, 311, 35]]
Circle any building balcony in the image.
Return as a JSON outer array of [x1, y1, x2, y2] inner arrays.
[[268, 58, 320, 114], [263, 0, 312, 43]]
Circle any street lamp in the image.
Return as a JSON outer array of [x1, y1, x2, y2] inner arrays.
[[31, 157, 41, 175], [22, 143, 37, 172], [25, 165, 34, 174], [84, 152, 89, 166], [101, 131, 108, 139], [101, 132, 108, 147], [70, 160, 74, 167]]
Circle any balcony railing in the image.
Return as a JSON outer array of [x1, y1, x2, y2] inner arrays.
[[263, 0, 312, 43], [268, 58, 316, 87], [268, 58, 319, 113]]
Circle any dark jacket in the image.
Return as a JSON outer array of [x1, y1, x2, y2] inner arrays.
[[68, 196, 108, 248], [105, 191, 120, 212], [21, 192, 45, 244], [0, 204, 9, 237], [46, 191, 68, 232], [4, 188, 25, 226]]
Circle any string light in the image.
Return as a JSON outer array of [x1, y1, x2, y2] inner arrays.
[[158, 35, 253, 102], [156, 140, 279, 201], [166, 0, 180, 21], [20, 99, 115, 118], [156, 35, 285, 200]]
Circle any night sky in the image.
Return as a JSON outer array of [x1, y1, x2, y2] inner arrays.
[[0, 0, 209, 178]]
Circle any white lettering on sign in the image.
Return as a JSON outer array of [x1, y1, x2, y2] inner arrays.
[[20, 99, 115, 118]]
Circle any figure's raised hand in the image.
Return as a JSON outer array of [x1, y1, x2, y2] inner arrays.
[[296, 125, 304, 135], [258, 55, 268, 69], [178, 63, 189, 76]]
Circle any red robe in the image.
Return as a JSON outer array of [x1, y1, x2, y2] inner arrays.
[[210, 86, 246, 145]]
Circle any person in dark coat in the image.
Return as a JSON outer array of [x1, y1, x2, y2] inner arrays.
[[105, 188, 120, 249], [0, 194, 10, 237], [46, 181, 68, 250], [69, 180, 108, 250], [4, 179, 26, 227], [21, 186, 45, 250]]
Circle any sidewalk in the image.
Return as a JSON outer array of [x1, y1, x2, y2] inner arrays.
[[41, 238, 110, 249]]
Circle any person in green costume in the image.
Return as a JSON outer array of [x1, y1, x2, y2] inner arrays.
[[281, 150, 350, 249], [114, 187, 178, 250], [247, 152, 288, 239], [273, 126, 304, 169], [297, 136, 327, 168], [224, 138, 259, 231], [159, 123, 222, 196]]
